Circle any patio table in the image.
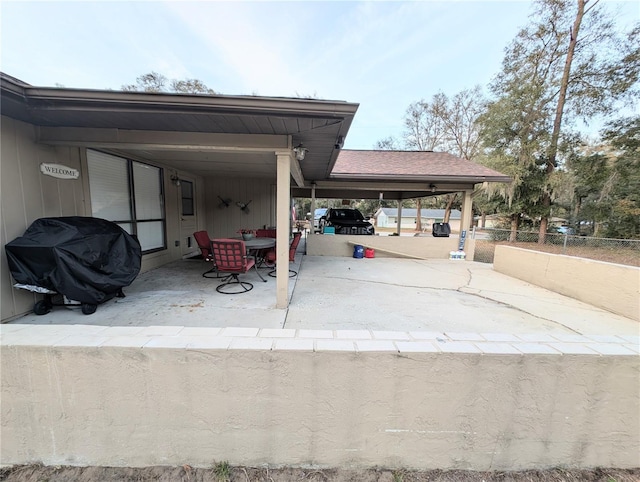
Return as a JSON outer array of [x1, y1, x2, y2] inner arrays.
[[234, 237, 276, 273], [239, 237, 276, 251]]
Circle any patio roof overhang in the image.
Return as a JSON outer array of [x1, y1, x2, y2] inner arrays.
[[0, 73, 359, 184]]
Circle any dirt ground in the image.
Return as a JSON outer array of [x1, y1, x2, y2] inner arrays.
[[1, 465, 639, 482]]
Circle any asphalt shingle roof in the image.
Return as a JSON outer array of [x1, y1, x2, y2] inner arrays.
[[332, 150, 510, 181]]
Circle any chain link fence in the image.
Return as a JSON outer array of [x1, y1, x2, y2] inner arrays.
[[472, 228, 640, 267]]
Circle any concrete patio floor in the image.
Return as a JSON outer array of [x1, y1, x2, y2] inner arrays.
[[8, 246, 638, 337]]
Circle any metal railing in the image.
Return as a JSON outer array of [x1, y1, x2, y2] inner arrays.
[[471, 228, 640, 267]]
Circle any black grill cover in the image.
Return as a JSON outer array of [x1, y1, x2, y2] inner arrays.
[[5, 217, 142, 304]]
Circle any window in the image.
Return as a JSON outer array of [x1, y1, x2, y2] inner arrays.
[[87, 150, 166, 253], [180, 180, 194, 216]]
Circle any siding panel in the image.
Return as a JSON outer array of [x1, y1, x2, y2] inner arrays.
[[205, 177, 276, 238], [1, 118, 36, 319], [1, 118, 90, 321]]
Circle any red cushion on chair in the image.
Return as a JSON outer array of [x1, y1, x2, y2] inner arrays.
[[211, 238, 254, 273]]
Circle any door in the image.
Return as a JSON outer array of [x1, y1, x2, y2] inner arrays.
[[178, 176, 199, 258]]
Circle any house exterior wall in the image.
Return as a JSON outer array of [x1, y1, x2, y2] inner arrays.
[[0, 116, 215, 322], [377, 215, 461, 232], [1, 327, 638, 470], [494, 245, 640, 322], [204, 176, 276, 238], [1, 117, 87, 321]]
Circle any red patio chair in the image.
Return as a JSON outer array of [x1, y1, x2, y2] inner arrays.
[[255, 228, 277, 238], [193, 230, 223, 278], [266, 232, 302, 278], [211, 238, 263, 294], [255, 228, 277, 263]]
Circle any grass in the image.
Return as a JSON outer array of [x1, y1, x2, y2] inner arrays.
[[213, 460, 231, 481]]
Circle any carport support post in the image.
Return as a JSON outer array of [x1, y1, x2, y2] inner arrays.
[[396, 200, 403, 236], [275, 151, 292, 308], [310, 183, 316, 233], [460, 190, 473, 233]]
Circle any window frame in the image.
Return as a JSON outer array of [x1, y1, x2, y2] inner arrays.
[[180, 180, 195, 216], [87, 149, 167, 255]]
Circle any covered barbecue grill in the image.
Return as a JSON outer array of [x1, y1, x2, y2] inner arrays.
[[5, 216, 142, 315]]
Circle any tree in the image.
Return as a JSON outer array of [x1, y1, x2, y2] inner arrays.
[[599, 116, 640, 238], [374, 137, 400, 150], [378, 86, 486, 229], [482, 0, 639, 242], [122, 71, 216, 94]]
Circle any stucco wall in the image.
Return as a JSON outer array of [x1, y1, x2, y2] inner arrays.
[[1, 325, 638, 470], [307, 234, 475, 260], [493, 246, 640, 321]]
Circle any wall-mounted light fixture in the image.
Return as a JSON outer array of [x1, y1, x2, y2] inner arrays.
[[335, 136, 344, 149], [293, 144, 308, 162], [170, 175, 181, 187], [429, 183, 437, 193]]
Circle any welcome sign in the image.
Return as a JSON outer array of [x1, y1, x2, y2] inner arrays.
[[40, 163, 79, 180]]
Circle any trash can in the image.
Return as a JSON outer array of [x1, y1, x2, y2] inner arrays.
[[353, 244, 364, 258], [432, 222, 451, 237], [365, 248, 375, 258]]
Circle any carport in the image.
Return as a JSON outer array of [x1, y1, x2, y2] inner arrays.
[[295, 150, 511, 259]]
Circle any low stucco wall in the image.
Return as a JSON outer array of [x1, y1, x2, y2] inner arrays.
[[493, 246, 640, 321], [307, 234, 475, 260], [2, 325, 638, 470]]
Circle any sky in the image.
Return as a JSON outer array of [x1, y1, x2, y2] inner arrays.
[[1, 0, 638, 149]]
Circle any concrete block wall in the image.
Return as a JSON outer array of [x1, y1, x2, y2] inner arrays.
[[307, 234, 475, 260], [493, 245, 640, 321], [2, 324, 638, 470]]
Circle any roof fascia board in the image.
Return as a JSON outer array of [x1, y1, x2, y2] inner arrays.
[[291, 188, 466, 200], [311, 180, 477, 191], [38, 127, 289, 151], [19, 86, 359, 119], [329, 173, 512, 183]]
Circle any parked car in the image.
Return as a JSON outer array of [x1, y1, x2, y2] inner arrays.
[[319, 208, 375, 235], [311, 208, 328, 232], [549, 225, 576, 235]]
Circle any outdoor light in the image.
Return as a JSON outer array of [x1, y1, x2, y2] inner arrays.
[[170, 175, 181, 187], [293, 144, 308, 162], [429, 183, 437, 193]]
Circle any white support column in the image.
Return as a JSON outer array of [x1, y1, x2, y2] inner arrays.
[[310, 183, 317, 234], [396, 200, 403, 235], [460, 190, 473, 233], [275, 151, 292, 309]]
